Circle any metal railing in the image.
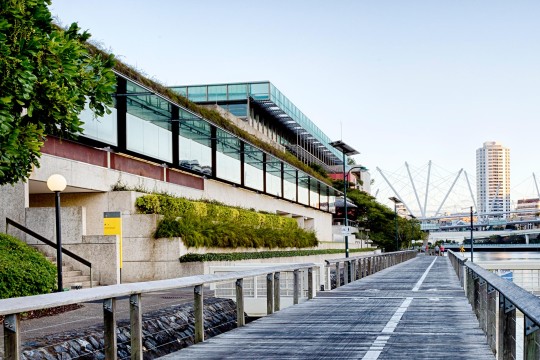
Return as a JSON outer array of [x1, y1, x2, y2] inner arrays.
[[448, 250, 540, 359], [325, 250, 416, 289], [0, 262, 316, 359], [5, 218, 93, 288]]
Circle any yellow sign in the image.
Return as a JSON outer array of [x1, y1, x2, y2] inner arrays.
[[460, 245, 465, 253], [104, 212, 123, 269]]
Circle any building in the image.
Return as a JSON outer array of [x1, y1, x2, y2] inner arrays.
[[476, 141, 511, 218], [170, 82, 347, 173], [1, 69, 353, 285], [516, 198, 540, 219]]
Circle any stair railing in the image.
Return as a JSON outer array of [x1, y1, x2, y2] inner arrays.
[[5, 217, 93, 289]]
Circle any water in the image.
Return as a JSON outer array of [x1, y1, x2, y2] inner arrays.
[[461, 250, 540, 261]]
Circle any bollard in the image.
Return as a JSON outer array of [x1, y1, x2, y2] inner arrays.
[[335, 262, 340, 288], [194, 285, 204, 343], [274, 272, 280, 312], [293, 270, 300, 305], [308, 267, 314, 299]]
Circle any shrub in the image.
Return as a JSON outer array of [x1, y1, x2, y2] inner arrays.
[[179, 248, 376, 262], [0, 233, 57, 299], [138, 194, 319, 249]]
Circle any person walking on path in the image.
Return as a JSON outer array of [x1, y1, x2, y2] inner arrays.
[[435, 244, 440, 256], [440, 244, 445, 256]]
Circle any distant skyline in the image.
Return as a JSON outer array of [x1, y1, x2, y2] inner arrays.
[[49, 1, 540, 206]]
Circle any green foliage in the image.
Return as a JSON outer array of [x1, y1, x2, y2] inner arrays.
[[0, 1, 116, 185], [179, 247, 376, 262], [0, 233, 56, 298], [137, 194, 318, 249], [344, 189, 426, 251]]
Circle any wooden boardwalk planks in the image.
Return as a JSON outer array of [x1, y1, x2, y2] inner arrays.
[[161, 256, 495, 359]]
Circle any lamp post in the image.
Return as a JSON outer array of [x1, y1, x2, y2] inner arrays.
[[389, 197, 401, 251], [329, 140, 359, 258], [409, 214, 416, 249], [47, 174, 67, 292], [470, 206, 474, 263]]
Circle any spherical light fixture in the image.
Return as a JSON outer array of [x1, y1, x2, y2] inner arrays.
[[47, 174, 67, 192]]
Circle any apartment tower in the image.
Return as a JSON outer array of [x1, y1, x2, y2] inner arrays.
[[476, 141, 511, 217]]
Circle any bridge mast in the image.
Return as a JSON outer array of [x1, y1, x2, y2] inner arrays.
[[534, 173, 540, 199], [376, 167, 416, 216], [422, 160, 432, 219], [464, 170, 477, 213], [434, 169, 463, 217], [405, 162, 424, 217]]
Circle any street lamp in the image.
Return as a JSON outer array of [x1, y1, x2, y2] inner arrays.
[[329, 140, 359, 258], [469, 206, 474, 262], [409, 214, 416, 249], [389, 196, 402, 251], [47, 174, 67, 292]]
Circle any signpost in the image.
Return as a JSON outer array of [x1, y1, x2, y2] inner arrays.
[[104, 211, 123, 283]]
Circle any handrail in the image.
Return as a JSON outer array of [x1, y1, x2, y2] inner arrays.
[[325, 250, 413, 265], [448, 249, 540, 358], [6, 217, 92, 269], [1, 262, 317, 358]]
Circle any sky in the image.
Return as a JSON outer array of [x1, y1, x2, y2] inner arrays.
[[48, 0, 540, 212]]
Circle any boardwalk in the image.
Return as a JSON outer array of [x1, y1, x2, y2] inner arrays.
[[162, 256, 495, 359]]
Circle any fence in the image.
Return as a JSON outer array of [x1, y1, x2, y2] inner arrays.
[[325, 250, 417, 289], [448, 250, 540, 359], [0, 263, 316, 359]]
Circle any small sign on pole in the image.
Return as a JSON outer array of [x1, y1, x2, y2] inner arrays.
[[104, 211, 123, 279], [341, 226, 352, 235]]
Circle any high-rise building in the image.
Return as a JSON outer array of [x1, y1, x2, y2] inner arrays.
[[476, 141, 511, 217]]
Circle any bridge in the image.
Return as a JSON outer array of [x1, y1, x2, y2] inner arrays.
[[2, 251, 540, 359]]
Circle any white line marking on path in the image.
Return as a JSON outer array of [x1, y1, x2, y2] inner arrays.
[[361, 257, 438, 360]]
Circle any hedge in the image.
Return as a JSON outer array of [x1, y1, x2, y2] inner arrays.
[[179, 248, 376, 262], [136, 194, 319, 248], [0, 233, 57, 299]]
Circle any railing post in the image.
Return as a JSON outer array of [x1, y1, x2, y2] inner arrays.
[[359, 258, 364, 278], [308, 267, 314, 300], [194, 285, 204, 343], [103, 298, 117, 359], [293, 269, 300, 305], [236, 279, 245, 327], [4, 314, 20, 360], [326, 265, 331, 290], [274, 272, 280, 312], [267, 273, 274, 314], [478, 279, 487, 333], [367, 257, 372, 275], [498, 295, 516, 360], [130, 294, 143, 360], [355, 259, 360, 280], [335, 262, 340, 288], [524, 316, 540, 360], [486, 285, 496, 354], [344, 261, 349, 284]]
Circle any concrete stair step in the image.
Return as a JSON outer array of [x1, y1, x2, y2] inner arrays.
[[63, 270, 83, 277], [64, 280, 100, 290], [64, 275, 91, 283]]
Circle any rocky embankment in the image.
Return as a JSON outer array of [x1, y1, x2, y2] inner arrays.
[[21, 297, 238, 359]]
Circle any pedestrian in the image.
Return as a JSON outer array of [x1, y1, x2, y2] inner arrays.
[[435, 244, 440, 256], [425, 244, 429, 254], [440, 244, 445, 256]]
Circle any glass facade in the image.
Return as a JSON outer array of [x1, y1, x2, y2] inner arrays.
[[78, 75, 339, 213]]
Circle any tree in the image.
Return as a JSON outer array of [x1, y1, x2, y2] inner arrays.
[[0, 0, 116, 185]]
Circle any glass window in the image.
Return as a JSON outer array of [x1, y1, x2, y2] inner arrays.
[[216, 128, 241, 184], [250, 82, 270, 100], [126, 81, 172, 162], [80, 98, 117, 145], [208, 85, 227, 102], [179, 116, 212, 176], [283, 164, 297, 202], [244, 144, 264, 191], [227, 84, 247, 101], [298, 172, 309, 205], [310, 179, 319, 209], [266, 155, 282, 197], [320, 185, 329, 212], [188, 86, 208, 102], [227, 103, 248, 118]]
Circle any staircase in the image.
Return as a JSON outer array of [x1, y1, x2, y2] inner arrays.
[[46, 256, 99, 290]]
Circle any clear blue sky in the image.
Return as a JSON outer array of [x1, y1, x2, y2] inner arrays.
[[49, 0, 540, 209]]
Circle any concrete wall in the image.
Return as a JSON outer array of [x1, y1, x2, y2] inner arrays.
[[0, 182, 27, 239]]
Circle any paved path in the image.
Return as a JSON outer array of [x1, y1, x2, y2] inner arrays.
[[162, 256, 495, 359]]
